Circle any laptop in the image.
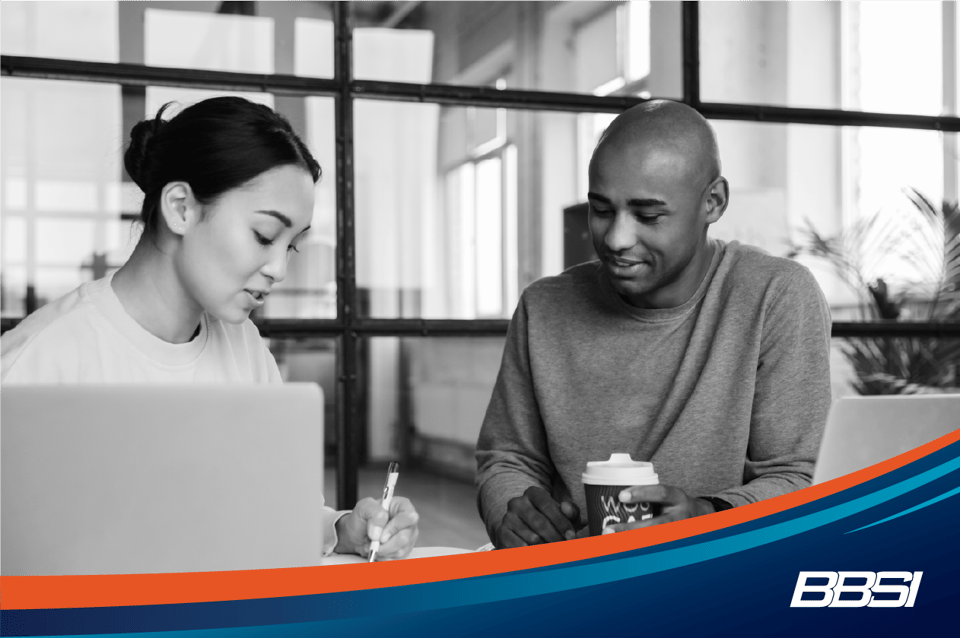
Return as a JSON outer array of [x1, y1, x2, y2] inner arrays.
[[812, 394, 960, 485], [1, 384, 324, 576]]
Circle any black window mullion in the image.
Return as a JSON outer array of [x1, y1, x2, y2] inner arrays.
[[350, 79, 642, 113], [682, 1, 701, 108], [698, 101, 960, 132], [5, 54, 960, 132], [0, 55, 340, 97], [333, 2, 359, 512]]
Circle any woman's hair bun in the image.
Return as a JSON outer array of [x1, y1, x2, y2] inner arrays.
[[123, 103, 172, 192], [127, 97, 320, 238]]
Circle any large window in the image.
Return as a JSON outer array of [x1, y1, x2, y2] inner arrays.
[[3, 2, 958, 521]]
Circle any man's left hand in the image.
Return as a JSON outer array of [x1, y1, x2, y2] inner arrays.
[[601, 484, 715, 534]]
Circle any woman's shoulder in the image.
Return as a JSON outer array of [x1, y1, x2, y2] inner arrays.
[[1, 280, 108, 382]]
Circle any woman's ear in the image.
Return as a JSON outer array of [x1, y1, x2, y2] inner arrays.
[[158, 182, 200, 236]]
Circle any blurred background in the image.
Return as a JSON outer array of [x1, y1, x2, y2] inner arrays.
[[2, 1, 958, 548]]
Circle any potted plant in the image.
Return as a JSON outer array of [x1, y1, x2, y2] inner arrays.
[[788, 187, 960, 395]]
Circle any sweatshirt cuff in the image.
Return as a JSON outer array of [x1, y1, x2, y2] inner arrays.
[[322, 507, 352, 556], [711, 491, 752, 509], [699, 496, 734, 512]]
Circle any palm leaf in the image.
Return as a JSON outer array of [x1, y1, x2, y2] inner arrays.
[[792, 187, 960, 394]]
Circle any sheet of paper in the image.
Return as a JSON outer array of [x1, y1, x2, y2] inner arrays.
[[325, 546, 472, 565]]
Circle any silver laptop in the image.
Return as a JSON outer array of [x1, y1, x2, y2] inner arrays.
[[1, 384, 324, 576], [812, 394, 960, 485]]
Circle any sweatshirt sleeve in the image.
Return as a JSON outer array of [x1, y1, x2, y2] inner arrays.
[[475, 293, 558, 542], [1, 317, 84, 384], [321, 507, 352, 556], [713, 267, 832, 507]]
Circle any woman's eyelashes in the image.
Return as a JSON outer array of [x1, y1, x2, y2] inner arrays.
[[254, 230, 301, 253]]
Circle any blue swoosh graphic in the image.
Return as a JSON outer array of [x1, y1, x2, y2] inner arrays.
[[846, 484, 960, 533]]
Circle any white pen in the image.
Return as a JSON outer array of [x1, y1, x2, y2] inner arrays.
[[368, 461, 400, 563]]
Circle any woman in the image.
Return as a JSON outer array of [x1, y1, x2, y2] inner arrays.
[[1, 97, 418, 561]]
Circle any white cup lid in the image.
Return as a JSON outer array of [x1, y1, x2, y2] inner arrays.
[[581, 453, 659, 485]]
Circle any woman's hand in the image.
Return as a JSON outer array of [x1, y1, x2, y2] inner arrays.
[[334, 496, 419, 560]]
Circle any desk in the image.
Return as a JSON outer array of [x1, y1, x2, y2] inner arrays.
[[325, 547, 473, 565]]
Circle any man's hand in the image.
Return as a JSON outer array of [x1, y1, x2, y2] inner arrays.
[[496, 487, 582, 548], [601, 484, 715, 534], [335, 496, 419, 560]]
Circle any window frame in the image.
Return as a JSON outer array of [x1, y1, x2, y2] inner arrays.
[[2, 2, 959, 509]]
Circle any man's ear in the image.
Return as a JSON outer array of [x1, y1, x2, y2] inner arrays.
[[158, 181, 200, 236], [704, 176, 729, 225]]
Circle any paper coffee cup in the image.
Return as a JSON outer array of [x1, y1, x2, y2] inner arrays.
[[581, 454, 659, 536]]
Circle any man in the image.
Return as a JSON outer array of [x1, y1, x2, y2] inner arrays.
[[475, 100, 832, 549]]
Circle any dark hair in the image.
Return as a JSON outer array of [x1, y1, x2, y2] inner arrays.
[[123, 97, 321, 236]]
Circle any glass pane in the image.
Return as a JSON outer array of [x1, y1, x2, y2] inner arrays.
[[1, 77, 125, 316], [35, 219, 98, 265], [147, 2, 334, 77], [475, 157, 503, 317], [700, 1, 950, 115], [831, 337, 960, 398], [1, 1, 334, 79], [294, 14, 335, 79], [363, 336, 498, 549], [708, 120, 956, 318], [144, 8, 274, 73], [1, 1, 118, 62], [352, 1, 682, 99], [355, 100, 614, 319], [267, 337, 339, 509], [1, 216, 27, 264]]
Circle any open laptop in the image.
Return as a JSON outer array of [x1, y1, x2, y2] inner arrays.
[[812, 394, 960, 485], [1, 384, 324, 576]]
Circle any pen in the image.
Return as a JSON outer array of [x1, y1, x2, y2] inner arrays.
[[368, 461, 400, 563]]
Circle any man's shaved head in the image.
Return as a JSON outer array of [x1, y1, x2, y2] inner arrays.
[[586, 99, 729, 310], [593, 100, 721, 191]]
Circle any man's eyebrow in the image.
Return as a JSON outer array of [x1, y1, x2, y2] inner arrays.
[[627, 197, 667, 208], [587, 192, 611, 204], [587, 192, 667, 207], [255, 210, 292, 228]]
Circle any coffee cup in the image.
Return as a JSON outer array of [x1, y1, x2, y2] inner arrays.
[[581, 453, 659, 536]]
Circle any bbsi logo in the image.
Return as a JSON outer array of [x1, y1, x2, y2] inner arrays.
[[790, 572, 922, 608]]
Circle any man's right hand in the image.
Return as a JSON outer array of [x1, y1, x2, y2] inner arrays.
[[496, 487, 582, 548]]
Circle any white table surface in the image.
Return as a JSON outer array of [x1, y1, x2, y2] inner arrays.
[[324, 546, 474, 565]]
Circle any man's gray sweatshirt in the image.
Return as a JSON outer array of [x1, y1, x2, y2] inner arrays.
[[475, 239, 832, 540]]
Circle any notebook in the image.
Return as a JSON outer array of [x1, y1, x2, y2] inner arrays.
[[1, 383, 324, 576], [812, 394, 960, 485]]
